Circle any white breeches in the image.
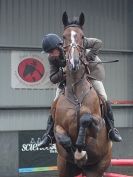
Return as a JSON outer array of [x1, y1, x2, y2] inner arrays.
[[91, 80, 107, 101], [54, 87, 62, 101]]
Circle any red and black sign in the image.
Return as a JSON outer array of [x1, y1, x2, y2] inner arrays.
[[18, 58, 45, 82]]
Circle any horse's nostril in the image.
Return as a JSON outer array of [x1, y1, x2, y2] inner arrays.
[[72, 66, 79, 72]]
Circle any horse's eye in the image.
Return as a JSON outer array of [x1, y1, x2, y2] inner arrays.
[[82, 36, 84, 39]]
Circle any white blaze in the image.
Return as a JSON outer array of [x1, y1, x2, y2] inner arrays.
[[70, 31, 77, 67], [71, 30, 76, 43]]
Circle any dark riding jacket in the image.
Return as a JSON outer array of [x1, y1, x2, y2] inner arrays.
[[48, 37, 104, 86]]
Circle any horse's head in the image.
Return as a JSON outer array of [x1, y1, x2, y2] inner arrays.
[[62, 12, 85, 72]]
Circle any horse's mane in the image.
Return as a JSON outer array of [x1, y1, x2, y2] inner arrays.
[[67, 17, 80, 26], [64, 17, 83, 29]]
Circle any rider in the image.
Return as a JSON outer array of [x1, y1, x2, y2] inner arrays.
[[38, 33, 122, 148]]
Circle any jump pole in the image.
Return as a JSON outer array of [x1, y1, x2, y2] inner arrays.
[[104, 172, 133, 177], [111, 159, 133, 166]]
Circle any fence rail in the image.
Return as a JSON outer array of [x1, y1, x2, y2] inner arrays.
[[76, 159, 133, 177], [104, 172, 133, 177]]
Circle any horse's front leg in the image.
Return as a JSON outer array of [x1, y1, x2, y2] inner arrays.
[[57, 154, 81, 177], [55, 125, 81, 177], [55, 125, 73, 154], [76, 113, 94, 149], [85, 171, 103, 177], [74, 113, 97, 166]]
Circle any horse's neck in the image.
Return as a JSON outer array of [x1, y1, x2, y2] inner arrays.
[[65, 67, 89, 98]]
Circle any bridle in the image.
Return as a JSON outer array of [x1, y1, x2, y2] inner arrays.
[[62, 24, 88, 68], [63, 35, 90, 77], [62, 27, 92, 107], [63, 39, 86, 66]]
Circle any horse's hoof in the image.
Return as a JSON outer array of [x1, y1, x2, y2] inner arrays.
[[74, 149, 88, 167], [74, 149, 87, 160]]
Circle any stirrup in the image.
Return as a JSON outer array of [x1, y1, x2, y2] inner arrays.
[[38, 134, 53, 148], [108, 128, 119, 135], [47, 134, 53, 145], [44, 134, 54, 145]]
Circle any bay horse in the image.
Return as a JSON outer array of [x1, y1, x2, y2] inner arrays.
[[52, 12, 112, 177]]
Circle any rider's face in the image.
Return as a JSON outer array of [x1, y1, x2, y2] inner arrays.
[[49, 48, 60, 58]]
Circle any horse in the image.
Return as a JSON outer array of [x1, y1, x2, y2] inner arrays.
[[52, 12, 112, 177]]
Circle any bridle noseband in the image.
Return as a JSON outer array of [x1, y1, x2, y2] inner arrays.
[[63, 44, 84, 63]]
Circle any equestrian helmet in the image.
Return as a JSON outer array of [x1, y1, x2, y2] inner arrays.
[[42, 34, 63, 52]]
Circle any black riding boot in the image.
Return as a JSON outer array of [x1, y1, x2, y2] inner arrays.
[[105, 101, 122, 142], [38, 115, 55, 148]]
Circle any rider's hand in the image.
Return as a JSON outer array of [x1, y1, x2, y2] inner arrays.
[[86, 49, 96, 61], [63, 67, 66, 73]]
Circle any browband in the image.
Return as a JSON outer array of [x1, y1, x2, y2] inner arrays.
[[64, 24, 82, 30]]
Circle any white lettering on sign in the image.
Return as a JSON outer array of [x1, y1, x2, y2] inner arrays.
[[21, 137, 57, 153]]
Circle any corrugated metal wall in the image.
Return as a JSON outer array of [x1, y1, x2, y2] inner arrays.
[[0, 108, 49, 131], [0, 0, 132, 50], [0, 0, 132, 130], [101, 52, 133, 100]]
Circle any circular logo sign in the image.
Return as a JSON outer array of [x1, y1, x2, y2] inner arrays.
[[18, 58, 45, 83]]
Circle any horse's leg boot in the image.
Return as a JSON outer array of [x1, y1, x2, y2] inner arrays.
[[76, 113, 93, 150], [38, 115, 55, 148], [58, 134, 72, 153], [105, 101, 122, 142], [55, 125, 73, 153]]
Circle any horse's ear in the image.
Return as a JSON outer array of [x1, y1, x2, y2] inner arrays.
[[79, 12, 85, 27], [62, 11, 69, 27]]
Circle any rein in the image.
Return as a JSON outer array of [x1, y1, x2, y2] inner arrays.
[[62, 24, 93, 111], [63, 41, 92, 108]]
